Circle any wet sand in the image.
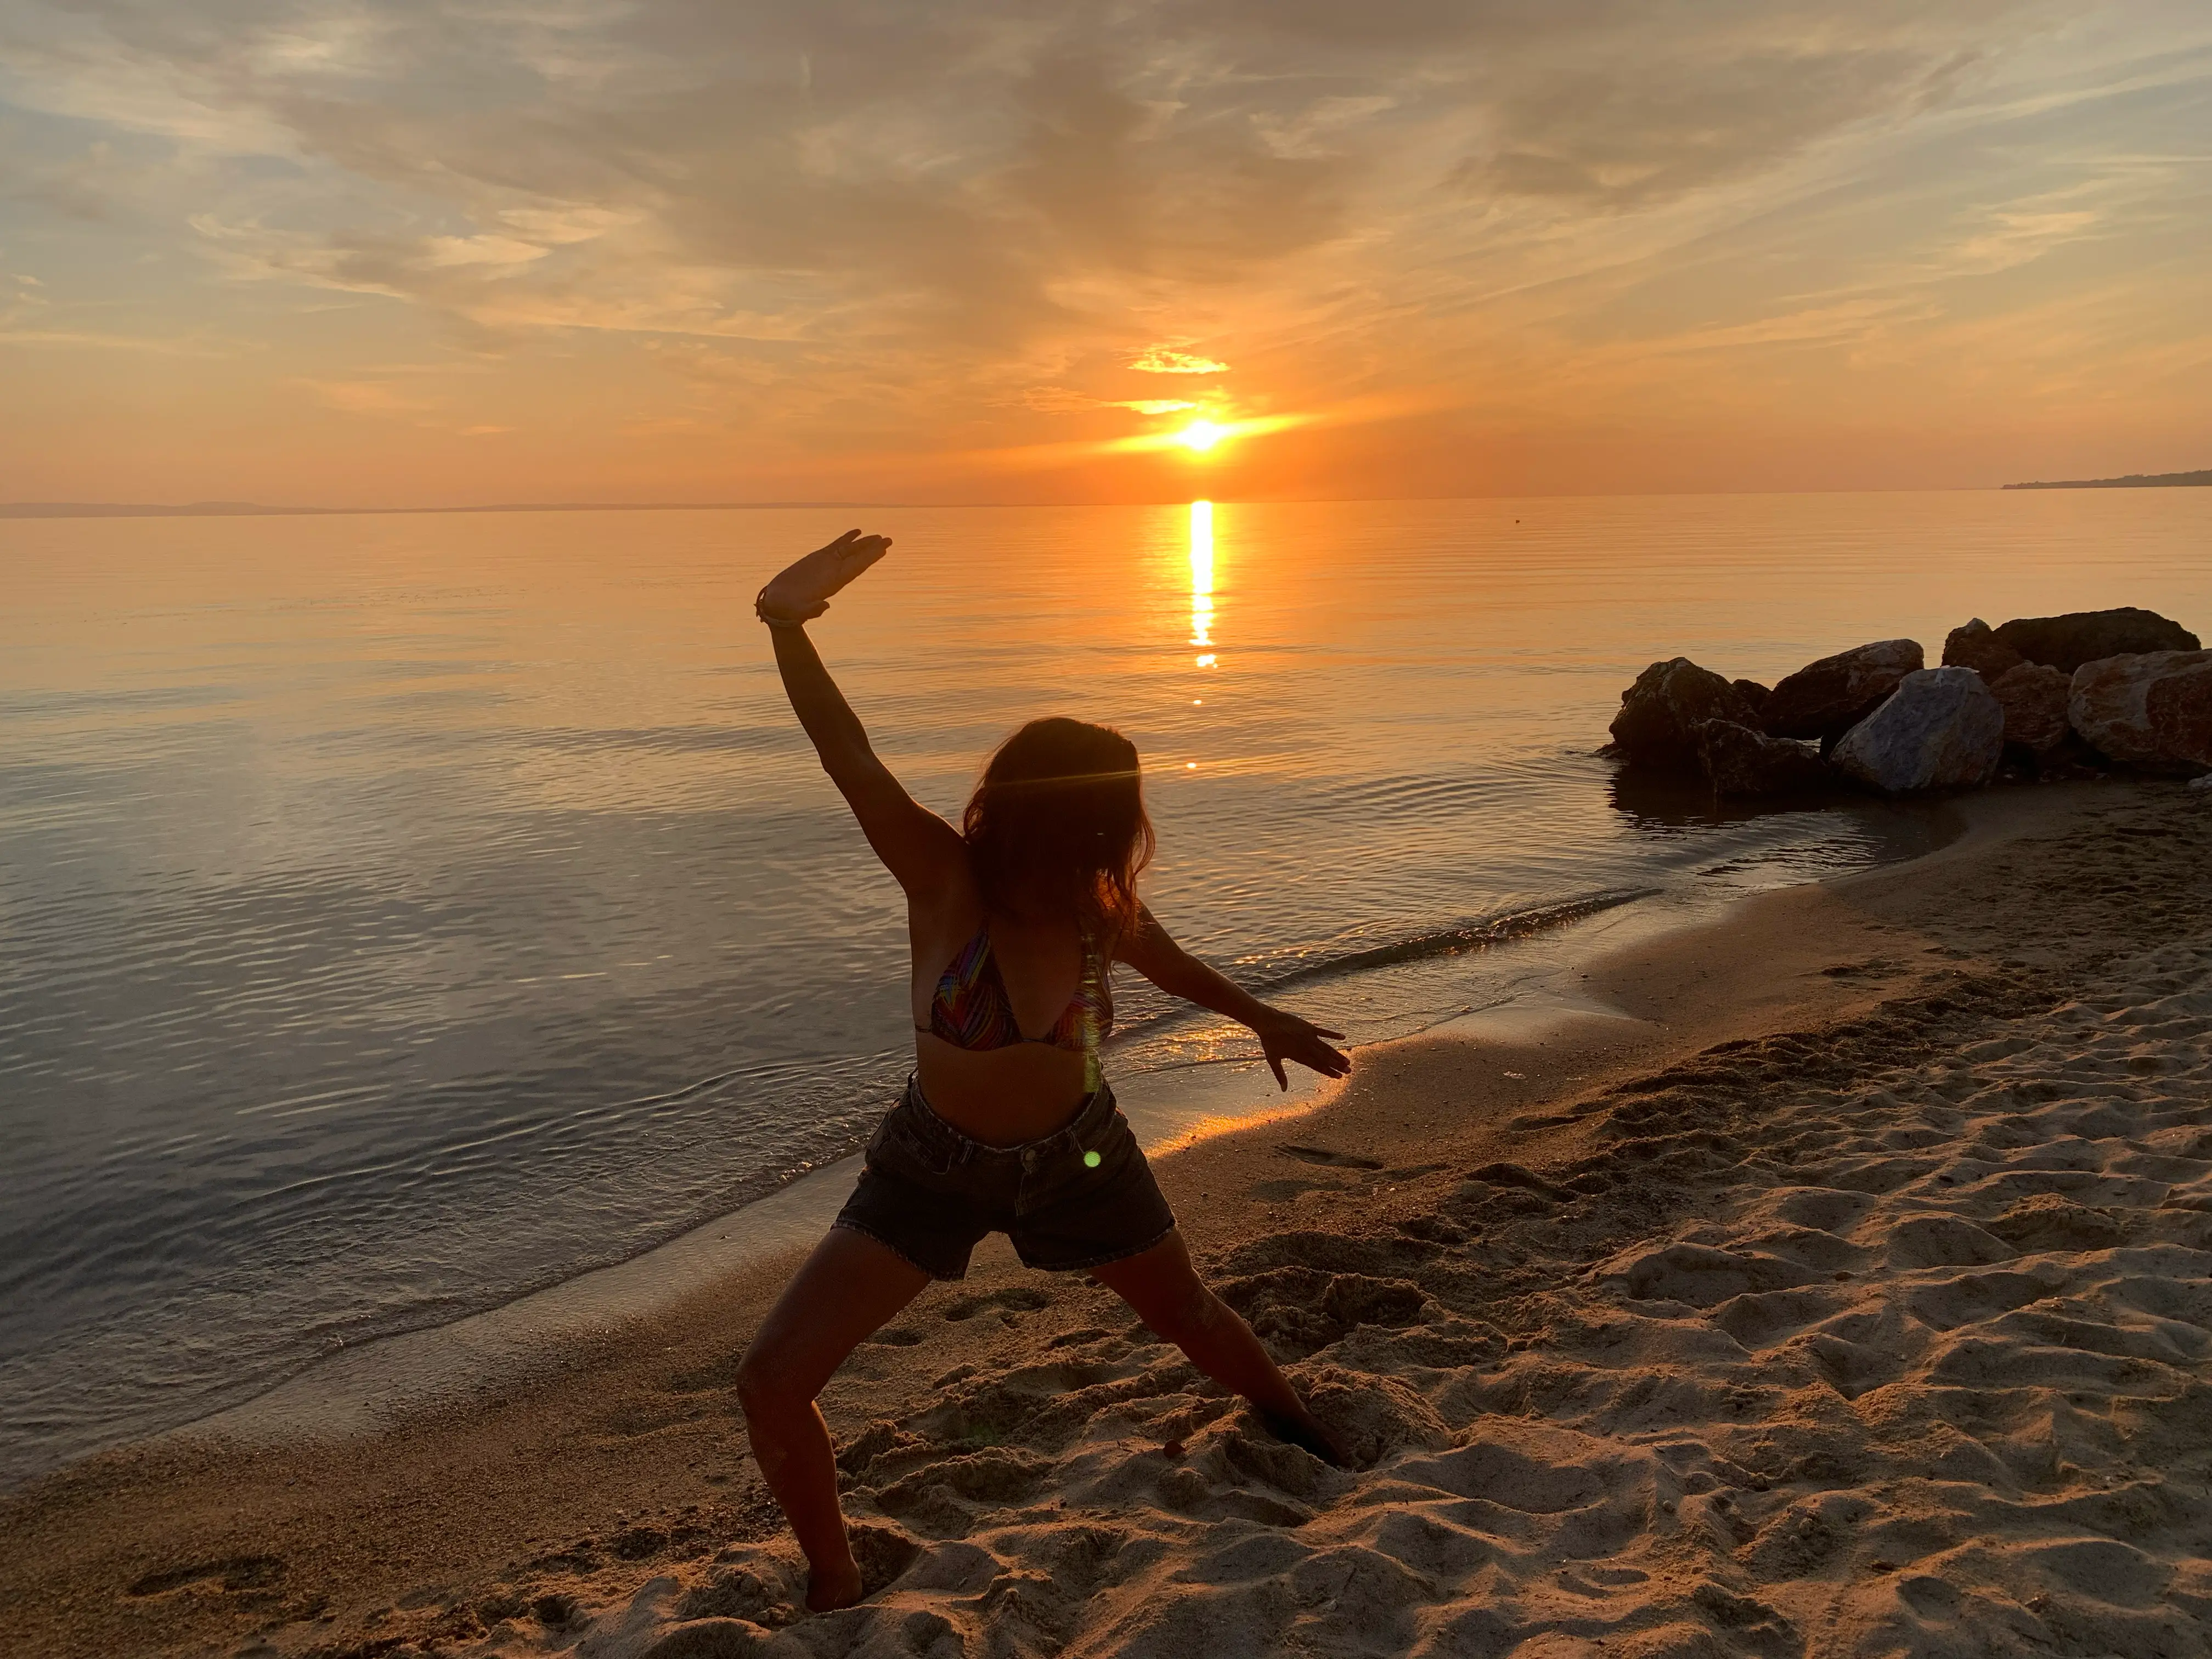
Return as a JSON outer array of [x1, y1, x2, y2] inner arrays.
[[7, 780, 2210, 1658]]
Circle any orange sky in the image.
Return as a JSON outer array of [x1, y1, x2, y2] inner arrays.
[[3, 2, 2209, 507]]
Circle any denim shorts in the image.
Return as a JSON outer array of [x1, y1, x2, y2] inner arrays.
[[832, 1076, 1177, 1280]]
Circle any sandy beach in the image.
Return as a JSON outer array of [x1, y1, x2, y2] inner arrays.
[[8, 778, 2210, 1659]]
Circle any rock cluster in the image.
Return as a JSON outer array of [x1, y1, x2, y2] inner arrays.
[[1606, 607, 2207, 798]]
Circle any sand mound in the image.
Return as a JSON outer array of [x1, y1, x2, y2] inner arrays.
[[465, 923, 2212, 1659]]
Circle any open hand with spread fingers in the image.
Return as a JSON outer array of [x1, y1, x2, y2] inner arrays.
[[1251, 1006, 1352, 1091], [757, 528, 893, 623]]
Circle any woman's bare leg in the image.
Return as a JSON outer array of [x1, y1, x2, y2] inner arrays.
[[735, 1227, 932, 1610], [1090, 1230, 1345, 1465]]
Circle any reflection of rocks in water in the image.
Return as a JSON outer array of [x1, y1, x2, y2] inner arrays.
[[1696, 720, 1834, 799], [1605, 768, 1798, 833], [1605, 766, 1945, 879]]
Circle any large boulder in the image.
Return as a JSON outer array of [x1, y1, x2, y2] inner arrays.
[[1763, 639, 1925, 744], [1942, 619, 2027, 680], [1988, 662, 2072, 753], [1696, 720, 1832, 798], [1994, 607, 2199, 674], [2068, 650, 2212, 775], [1831, 667, 2005, 795], [1608, 658, 1763, 771]]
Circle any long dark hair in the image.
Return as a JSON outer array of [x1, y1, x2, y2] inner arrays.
[[962, 717, 1154, 938]]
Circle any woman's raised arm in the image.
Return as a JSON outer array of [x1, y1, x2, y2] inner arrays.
[[760, 533, 963, 895], [1116, 905, 1352, 1090]]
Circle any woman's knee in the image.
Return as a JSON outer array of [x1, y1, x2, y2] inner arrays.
[[735, 1339, 810, 1417]]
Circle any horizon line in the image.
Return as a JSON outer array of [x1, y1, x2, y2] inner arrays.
[[0, 484, 2017, 521], [5, 473, 2205, 521]]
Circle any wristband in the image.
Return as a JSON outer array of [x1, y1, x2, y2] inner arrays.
[[755, 587, 812, 629]]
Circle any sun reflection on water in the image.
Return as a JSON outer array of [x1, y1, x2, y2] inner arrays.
[[1189, 499, 1215, 664]]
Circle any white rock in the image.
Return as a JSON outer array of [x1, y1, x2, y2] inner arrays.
[[1831, 667, 2005, 795]]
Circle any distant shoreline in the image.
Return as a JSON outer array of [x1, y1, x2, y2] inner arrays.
[[2004, 468, 2212, 490]]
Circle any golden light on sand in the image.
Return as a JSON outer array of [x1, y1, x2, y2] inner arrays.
[[1177, 420, 1226, 453]]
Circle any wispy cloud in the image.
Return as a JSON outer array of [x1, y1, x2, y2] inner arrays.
[[2, 0, 2209, 499], [1130, 347, 1231, 375]]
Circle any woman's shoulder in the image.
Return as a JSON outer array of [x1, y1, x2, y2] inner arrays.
[[906, 860, 986, 945]]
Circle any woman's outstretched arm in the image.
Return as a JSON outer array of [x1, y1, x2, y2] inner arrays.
[[1117, 905, 1351, 1090], [760, 534, 962, 895]]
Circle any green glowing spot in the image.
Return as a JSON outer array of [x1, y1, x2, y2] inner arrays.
[[1083, 1149, 1102, 1169]]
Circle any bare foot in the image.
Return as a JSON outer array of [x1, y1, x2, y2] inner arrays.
[[1260, 1407, 1351, 1469], [804, 1558, 864, 1613]]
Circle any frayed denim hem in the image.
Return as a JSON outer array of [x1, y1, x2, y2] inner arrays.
[[1025, 1220, 1179, 1276], [829, 1217, 969, 1282]]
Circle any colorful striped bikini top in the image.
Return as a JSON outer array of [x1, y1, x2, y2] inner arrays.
[[918, 924, 1113, 1057]]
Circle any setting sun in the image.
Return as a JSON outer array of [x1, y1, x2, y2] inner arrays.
[[1177, 421, 1226, 453]]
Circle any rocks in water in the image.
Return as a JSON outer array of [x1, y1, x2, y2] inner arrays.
[[1696, 720, 1831, 798], [1988, 662, 2073, 754], [1942, 619, 2027, 680], [1608, 657, 1763, 770], [1994, 607, 2200, 674], [1611, 607, 2205, 796], [1763, 639, 1924, 744], [1831, 667, 2005, 795], [2068, 650, 2212, 775]]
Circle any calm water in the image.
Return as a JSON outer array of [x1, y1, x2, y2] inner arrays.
[[4, 490, 2209, 1482]]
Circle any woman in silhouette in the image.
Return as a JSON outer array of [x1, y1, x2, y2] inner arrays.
[[739, 529, 1352, 1610]]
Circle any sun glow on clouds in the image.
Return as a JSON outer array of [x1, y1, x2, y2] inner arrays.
[[1131, 348, 1231, 375], [2, 3, 2210, 503]]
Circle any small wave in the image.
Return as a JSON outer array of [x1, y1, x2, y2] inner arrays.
[[1105, 886, 1659, 1049], [1242, 886, 1660, 992]]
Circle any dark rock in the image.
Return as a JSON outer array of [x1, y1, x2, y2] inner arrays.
[[1607, 657, 1763, 771], [2068, 650, 2212, 775], [1987, 662, 2071, 754], [1831, 667, 2004, 794], [1696, 720, 1832, 798], [1941, 618, 2027, 680], [1763, 639, 1923, 744], [1993, 607, 2199, 674], [1730, 679, 1772, 721]]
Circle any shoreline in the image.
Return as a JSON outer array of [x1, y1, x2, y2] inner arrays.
[[135, 812, 1950, 1469], [7, 778, 2208, 1657]]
